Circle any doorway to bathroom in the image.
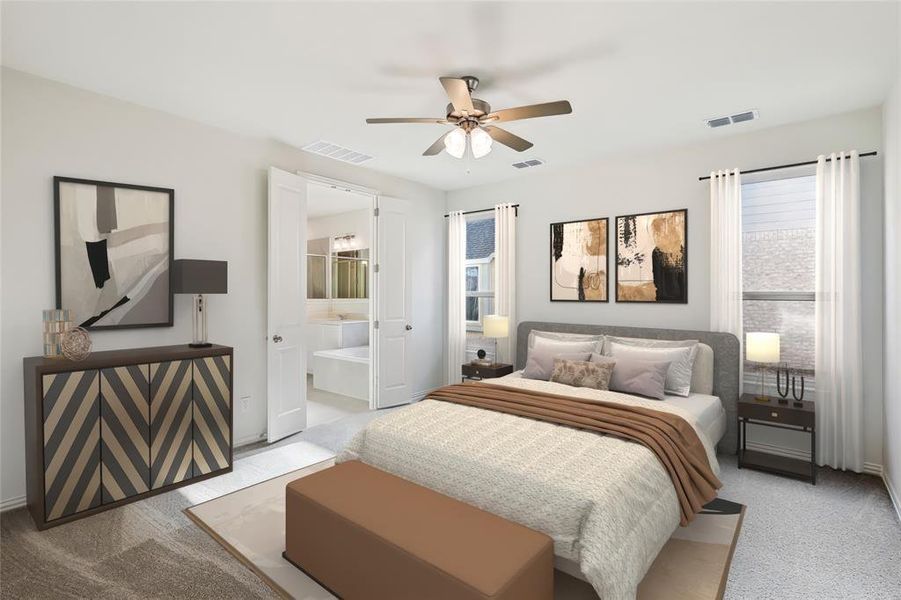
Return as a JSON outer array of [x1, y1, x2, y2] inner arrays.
[[305, 182, 374, 427]]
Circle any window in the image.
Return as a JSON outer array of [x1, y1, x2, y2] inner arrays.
[[464, 216, 496, 361], [741, 175, 816, 391]]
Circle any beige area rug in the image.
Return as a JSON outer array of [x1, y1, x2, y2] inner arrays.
[[186, 461, 744, 600]]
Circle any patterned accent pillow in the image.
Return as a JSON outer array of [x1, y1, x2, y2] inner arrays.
[[550, 358, 615, 391]]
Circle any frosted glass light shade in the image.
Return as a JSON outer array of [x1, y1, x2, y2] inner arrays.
[[470, 127, 493, 158], [746, 332, 780, 363], [444, 128, 466, 158], [483, 315, 509, 339]]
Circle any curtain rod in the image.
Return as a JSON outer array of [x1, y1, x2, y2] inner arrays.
[[443, 204, 520, 218], [698, 151, 878, 181]]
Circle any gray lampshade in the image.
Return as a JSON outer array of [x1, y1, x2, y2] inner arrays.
[[172, 259, 228, 294]]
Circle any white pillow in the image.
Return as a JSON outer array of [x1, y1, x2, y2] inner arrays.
[[606, 341, 698, 397], [603, 335, 699, 355], [529, 330, 604, 351]]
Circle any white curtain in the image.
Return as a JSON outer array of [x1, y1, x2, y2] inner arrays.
[[709, 169, 744, 341], [494, 203, 517, 364], [815, 151, 864, 471], [446, 211, 467, 384]]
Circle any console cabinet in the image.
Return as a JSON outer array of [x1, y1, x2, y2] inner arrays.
[[24, 345, 233, 530]]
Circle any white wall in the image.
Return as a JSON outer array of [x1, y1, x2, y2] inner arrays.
[[883, 23, 901, 514], [448, 108, 886, 469], [0, 69, 447, 508]]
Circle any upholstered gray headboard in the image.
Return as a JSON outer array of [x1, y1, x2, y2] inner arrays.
[[516, 321, 740, 454]]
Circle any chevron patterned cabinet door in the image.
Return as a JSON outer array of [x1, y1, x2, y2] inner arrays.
[[192, 355, 232, 476], [100, 365, 151, 503], [150, 360, 195, 490], [42, 370, 101, 522]]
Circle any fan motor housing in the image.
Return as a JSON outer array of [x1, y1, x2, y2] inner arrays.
[[446, 98, 491, 121]]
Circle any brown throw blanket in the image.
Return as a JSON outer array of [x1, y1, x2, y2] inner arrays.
[[429, 382, 721, 525]]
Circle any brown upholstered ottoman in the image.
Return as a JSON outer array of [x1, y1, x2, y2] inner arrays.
[[284, 460, 553, 600]]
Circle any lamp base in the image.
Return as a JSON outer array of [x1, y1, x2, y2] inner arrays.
[[189, 342, 213, 348], [753, 395, 770, 403]]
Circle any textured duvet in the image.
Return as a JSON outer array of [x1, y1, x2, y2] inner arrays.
[[338, 375, 721, 600]]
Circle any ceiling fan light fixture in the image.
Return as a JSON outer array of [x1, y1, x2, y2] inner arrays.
[[470, 127, 493, 159], [444, 128, 466, 158]]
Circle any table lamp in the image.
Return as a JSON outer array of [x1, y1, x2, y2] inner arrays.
[[746, 332, 780, 401], [479, 315, 509, 366], [173, 259, 228, 348]]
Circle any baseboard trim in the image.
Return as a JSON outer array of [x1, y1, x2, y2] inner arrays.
[[233, 433, 266, 448], [411, 389, 434, 402], [0, 495, 27, 513], [743, 441, 883, 476], [885, 473, 901, 524]]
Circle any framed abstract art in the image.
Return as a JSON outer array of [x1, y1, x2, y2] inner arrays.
[[615, 209, 687, 303], [550, 217, 609, 302], [54, 176, 174, 329]]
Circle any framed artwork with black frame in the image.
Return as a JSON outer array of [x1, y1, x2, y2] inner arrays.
[[549, 217, 609, 302], [54, 176, 174, 330], [615, 209, 687, 303]]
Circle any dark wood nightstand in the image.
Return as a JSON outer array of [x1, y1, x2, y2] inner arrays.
[[462, 363, 513, 382], [737, 393, 816, 484]]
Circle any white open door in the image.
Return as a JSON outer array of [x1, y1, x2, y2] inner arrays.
[[374, 196, 413, 408], [267, 167, 307, 442]]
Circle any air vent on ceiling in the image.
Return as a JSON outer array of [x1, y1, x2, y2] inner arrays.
[[705, 110, 759, 128], [302, 140, 373, 165], [512, 158, 545, 169]]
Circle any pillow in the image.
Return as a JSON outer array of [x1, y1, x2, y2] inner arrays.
[[550, 359, 615, 391], [523, 349, 592, 381], [529, 330, 604, 351], [603, 335, 699, 355], [606, 341, 697, 397], [690, 343, 714, 394], [606, 356, 671, 400]]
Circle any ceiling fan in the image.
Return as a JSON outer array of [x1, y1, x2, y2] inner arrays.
[[365, 75, 572, 159]]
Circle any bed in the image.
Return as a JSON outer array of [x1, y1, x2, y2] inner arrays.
[[338, 322, 740, 599]]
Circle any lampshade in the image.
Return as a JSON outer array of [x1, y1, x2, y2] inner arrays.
[[172, 259, 228, 294], [469, 127, 493, 159], [444, 128, 466, 158], [746, 332, 780, 363], [483, 315, 509, 339]]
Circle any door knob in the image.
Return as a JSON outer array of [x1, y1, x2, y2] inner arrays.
[[405, 324, 413, 331], [272, 334, 283, 343]]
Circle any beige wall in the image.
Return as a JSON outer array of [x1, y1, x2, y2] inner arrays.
[[0, 68, 447, 508]]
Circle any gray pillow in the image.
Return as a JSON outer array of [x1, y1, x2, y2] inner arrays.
[[523, 348, 592, 381], [529, 330, 605, 351], [606, 341, 696, 397], [606, 356, 671, 400]]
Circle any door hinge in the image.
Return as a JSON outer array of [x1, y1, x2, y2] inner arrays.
[[373, 207, 380, 217], [374, 320, 379, 329], [374, 264, 380, 273]]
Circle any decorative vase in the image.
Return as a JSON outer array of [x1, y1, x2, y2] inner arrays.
[[42, 309, 71, 358]]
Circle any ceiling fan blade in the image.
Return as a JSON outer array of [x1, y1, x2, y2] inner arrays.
[[423, 132, 450, 156], [486, 100, 572, 123], [366, 117, 448, 124], [484, 126, 533, 152], [439, 77, 475, 114]]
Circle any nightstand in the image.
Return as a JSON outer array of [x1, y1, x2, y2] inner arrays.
[[737, 393, 816, 484], [462, 363, 513, 382]]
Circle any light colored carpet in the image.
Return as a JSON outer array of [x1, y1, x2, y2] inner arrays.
[[2, 409, 900, 599]]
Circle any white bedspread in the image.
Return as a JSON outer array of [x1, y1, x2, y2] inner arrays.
[[338, 377, 720, 600]]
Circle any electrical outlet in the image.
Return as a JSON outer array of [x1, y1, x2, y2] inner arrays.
[[240, 396, 250, 412]]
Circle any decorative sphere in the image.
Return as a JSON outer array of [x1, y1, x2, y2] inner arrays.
[[60, 327, 92, 361]]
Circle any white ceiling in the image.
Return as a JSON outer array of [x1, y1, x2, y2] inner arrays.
[[2, 2, 897, 191], [307, 184, 370, 218]]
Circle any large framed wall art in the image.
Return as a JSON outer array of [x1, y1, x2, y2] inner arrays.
[[615, 209, 687, 303], [550, 217, 609, 302], [54, 176, 174, 329]]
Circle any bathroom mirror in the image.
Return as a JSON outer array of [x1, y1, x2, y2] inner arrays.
[[332, 249, 369, 299]]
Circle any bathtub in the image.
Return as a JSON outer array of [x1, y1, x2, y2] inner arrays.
[[306, 319, 370, 374], [312, 345, 370, 401]]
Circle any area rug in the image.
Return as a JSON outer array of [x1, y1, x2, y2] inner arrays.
[[187, 462, 745, 600]]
